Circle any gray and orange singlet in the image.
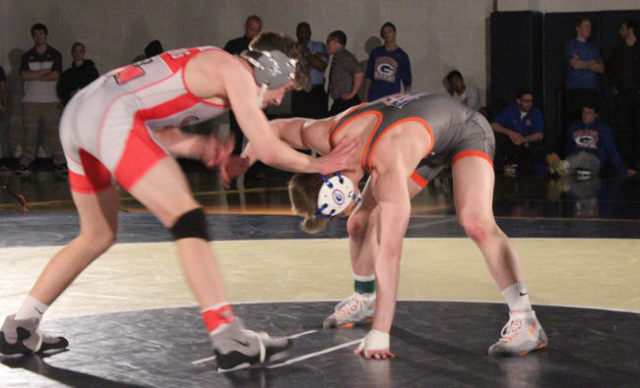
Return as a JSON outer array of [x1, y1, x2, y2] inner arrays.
[[328, 93, 495, 187]]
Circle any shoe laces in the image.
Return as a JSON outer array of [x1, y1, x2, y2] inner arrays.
[[498, 315, 525, 343], [333, 293, 364, 317]]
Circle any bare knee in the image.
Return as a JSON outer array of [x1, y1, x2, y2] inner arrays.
[[347, 211, 368, 239], [78, 228, 116, 255], [458, 213, 496, 243]]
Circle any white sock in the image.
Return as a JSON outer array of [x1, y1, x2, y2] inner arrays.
[[352, 272, 375, 282], [501, 283, 532, 312], [15, 296, 49, 321]]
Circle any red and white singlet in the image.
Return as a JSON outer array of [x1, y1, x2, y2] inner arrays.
[[59, 46, 230, 193]]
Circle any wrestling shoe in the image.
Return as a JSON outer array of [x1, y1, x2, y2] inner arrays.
[[488, 310, 548, 356], [545, 153, 568, 176], [0, 314, 69, 355], [323, 292, 375, 329], [211, 319, 292, 371]]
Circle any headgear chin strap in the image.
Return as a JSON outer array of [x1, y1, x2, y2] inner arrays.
[[315, 172, 362, 219], [241, 48, 298, 90]]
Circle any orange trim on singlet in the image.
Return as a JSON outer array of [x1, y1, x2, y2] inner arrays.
[[180, 47, 231, 108], [364, 117, 434, 172], [451, 150, 493, 166], [410, 171, 428, 188], [328, 103, 368, 148]]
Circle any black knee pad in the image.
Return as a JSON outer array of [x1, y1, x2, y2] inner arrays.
[[170, 208, 210, 241]]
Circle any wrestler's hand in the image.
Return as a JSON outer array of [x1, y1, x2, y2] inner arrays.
[[203, 134, 234, 168], [316, 135, 361, 176], [354, 330, 395, 360], [220, 155, 251, 189]]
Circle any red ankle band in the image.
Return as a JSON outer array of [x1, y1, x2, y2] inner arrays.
[[201, 304, 234, 332]]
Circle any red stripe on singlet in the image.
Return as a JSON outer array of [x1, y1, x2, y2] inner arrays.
[[68, 150, 112, 194], [114, 112, 169, 191]]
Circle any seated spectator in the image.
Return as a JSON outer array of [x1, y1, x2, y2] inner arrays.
[[57, 42, 99, 105], [491, 89, 545, 175], [445, 70, 480, 111], [547, 103, 637, 178]]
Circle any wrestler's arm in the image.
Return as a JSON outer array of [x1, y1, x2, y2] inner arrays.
[[222, 63, 358, 175], [356, 161, 411, 360], [153, 127, 232, 168], [241, 118, 311, 166]]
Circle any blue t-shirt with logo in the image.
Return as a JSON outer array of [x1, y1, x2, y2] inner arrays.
[[564, 39, 602, 90], [492, 103, 544, 136], [365, 46, 412, 101]]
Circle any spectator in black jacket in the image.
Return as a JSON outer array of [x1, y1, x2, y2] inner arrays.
[[606, 20, 640, 169], [57, 42, 99, 106], [224, 15, 262, 155]]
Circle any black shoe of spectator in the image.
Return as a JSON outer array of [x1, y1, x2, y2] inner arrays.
[[14, 164, 32, 176]]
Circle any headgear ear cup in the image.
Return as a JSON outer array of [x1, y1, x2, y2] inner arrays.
[[241, 49, 297, 90], [315, 173, 362, 218]]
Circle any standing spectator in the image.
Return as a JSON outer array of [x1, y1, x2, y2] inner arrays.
[[132, 40, 164, 63], [291, 22, 328, 119], [445, 70, 481, 111], [0, 65, 8, 158], [547, 103, 636, 178], [57, 42, 99, 106], [564, 17, 604, 131], [491, 89, 545, 175], [363, 22, 411, 102], [223, 16, 262, 56], [326, 30, 364, 115], [18, 23, 66, 175], [224, 15, 262, 155], [606, 20, 640, 169]]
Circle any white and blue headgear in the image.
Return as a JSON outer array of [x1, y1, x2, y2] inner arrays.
[[315, 172, 362, 219]]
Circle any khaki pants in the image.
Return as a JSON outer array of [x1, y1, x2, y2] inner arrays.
[[20, 102, 64, 166]]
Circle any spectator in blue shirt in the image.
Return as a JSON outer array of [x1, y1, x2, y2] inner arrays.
[[363, 22, 411, 102], [547, 103, 636, 178], [563, 17, 604, 137], [491, 89, 546, 175], [291, 22, 329, 119]]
